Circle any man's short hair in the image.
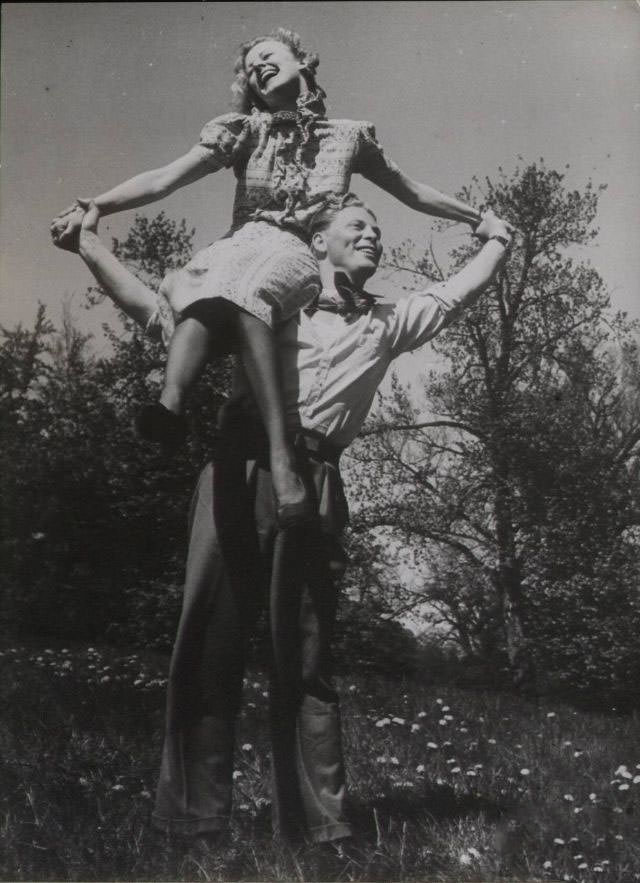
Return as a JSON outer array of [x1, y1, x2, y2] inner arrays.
[[309, 193, 377, 235]]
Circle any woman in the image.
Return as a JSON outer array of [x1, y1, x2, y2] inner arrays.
[[51, 28, 484, 525]]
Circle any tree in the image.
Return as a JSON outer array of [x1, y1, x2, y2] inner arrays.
[[0, 214, 232, 641], [346, 161, 640, 698]]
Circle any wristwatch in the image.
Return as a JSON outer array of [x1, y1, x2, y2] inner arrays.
[[488, 234, 512, 249]]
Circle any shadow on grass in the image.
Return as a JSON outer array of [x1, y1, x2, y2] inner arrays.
[[349, 781, 505, 836]]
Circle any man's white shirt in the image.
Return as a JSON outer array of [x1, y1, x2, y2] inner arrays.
[[233, 279, 477, 448], [145, 276, 479, 448]]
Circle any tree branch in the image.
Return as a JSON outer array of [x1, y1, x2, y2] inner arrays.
[[359, 419, 485, 440]]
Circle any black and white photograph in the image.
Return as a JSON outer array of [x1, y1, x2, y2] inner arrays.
[[1, 2, 639, 881]]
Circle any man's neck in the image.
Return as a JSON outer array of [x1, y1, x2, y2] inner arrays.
[[318, 263, 369, 293]]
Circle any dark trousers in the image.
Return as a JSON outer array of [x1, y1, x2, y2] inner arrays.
[[152, 436, 352, 842]]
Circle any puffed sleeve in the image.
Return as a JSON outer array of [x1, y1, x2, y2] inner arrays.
[[353, 121, 408, 195], [194, 112, 250, 172]]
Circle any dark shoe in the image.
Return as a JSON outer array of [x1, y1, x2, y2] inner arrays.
[[135, 403, 188, 451]]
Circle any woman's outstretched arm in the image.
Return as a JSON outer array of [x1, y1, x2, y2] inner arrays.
[[357, 123, 483, 229], [51, 147, 212, 251], [385, 176, 482, 227], [89, 147, 212, 215]]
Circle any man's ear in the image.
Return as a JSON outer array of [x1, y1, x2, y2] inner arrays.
[[311, 230, 327, 259]]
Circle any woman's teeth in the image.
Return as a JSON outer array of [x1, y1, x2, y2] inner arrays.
[[260, 68, 278, 87]]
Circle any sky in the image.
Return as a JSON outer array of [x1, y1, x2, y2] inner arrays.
[[1, 0, 639, 369]]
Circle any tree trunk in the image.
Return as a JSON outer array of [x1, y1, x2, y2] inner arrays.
[[493, 462, 536, 689]]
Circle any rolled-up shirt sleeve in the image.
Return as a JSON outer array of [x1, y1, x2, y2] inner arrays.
[[387, 280, 471, 358]]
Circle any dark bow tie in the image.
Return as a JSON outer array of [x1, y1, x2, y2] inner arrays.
[[307, 273, 377, 319]]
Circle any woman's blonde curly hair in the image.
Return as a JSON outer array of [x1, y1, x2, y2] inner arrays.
[[231, 28, 322, 113]]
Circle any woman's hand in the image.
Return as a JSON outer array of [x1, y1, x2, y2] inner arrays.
[[51, 199, 96, 253], [77, 198, 100, 235], [474, 209, 515, 244]]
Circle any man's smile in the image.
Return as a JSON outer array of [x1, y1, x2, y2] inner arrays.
[[355, 245, 380, 261]]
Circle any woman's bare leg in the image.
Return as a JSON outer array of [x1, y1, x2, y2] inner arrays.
[[236, 312, 312, 521], [78, 200, 209, 444], [78, 201, 311, 510], [160, 319, 211, 414]]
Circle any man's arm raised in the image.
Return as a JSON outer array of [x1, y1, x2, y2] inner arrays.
[[77, 200, 160, 332], [437, 211, 513, 311], [386, 212, 514, 358]]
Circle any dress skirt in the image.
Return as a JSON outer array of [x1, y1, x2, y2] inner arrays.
[[158, 221, 322, 330]]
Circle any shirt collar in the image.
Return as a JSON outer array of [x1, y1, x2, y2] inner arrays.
[[305, 272, 379, 319]]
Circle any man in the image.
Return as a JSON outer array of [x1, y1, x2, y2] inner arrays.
[[69, 195, 513, 845]]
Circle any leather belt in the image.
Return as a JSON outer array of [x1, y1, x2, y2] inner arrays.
[[293, 431, 343, 466], [214, 415, 343, 467]]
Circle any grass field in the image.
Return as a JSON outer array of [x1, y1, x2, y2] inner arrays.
[[1, 642, 638, 882]]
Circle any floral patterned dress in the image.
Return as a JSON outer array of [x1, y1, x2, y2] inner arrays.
[[153, 91, 407, 338]]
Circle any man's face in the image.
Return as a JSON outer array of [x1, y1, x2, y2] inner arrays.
[[320, 207, 383, 281]]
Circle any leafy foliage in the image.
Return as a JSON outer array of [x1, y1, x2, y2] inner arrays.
[[334, 596, 419, 679], [2, 173, 639, 701], [0, 214, 231, 641], [348, 161, 640, 701]]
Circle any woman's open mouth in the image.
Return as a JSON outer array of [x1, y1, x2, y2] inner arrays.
[[258, 66, 278, 89]]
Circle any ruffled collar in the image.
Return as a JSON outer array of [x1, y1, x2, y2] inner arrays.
[[251, 88, 327, 127]]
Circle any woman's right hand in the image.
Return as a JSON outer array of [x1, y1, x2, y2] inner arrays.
[[51, 199, 94, 252], [474, 209, 514, 243]]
